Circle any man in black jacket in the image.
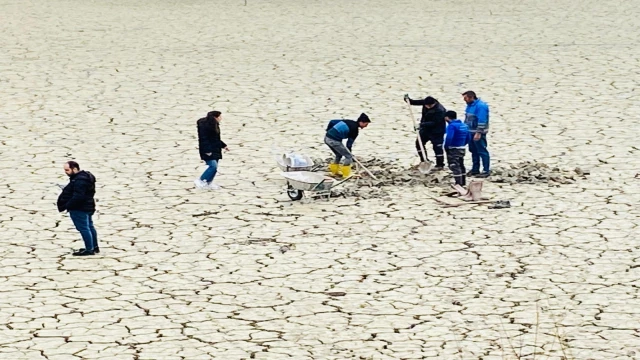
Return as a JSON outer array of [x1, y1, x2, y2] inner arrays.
[[404, 94, 447, 169], [57, 161, 99, 256]]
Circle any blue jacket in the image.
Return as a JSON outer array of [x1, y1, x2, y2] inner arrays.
[[326, 119, 359, 150], [464, 99, 490, 134], [444, 119, 470, 148]]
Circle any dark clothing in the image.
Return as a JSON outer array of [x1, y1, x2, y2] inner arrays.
[[446, 148, 466, 186], [408, 99, 447, 135], [326, 119, 360, 150], [197, 115, 227, 161], [57, 171, 96, 213], [416, 130, 445, 167], [69, 210, 98, 251]]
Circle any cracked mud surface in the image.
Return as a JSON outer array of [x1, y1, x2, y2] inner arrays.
[[1, 0, 639, 359]]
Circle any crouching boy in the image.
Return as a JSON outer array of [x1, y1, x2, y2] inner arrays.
[[324, 113, 370, 178]]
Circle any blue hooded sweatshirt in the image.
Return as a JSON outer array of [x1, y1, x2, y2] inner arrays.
[[444, 119, 470, 148]]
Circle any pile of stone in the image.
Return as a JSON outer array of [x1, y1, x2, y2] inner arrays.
[[310, 158, 589, 199], [490, 161, 590, 185], [313, 157, 454, 199], [329, 185, 389, 199], [314, 157, 452, 185]]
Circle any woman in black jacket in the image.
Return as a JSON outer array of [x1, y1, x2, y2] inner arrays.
[[195, 111, 229, 190]]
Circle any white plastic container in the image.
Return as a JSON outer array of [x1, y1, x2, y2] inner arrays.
[[275, 152, 315, 171], [284, 154, 310, 167]]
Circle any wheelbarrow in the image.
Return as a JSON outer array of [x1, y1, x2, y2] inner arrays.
[[281, 171, 352, 200]]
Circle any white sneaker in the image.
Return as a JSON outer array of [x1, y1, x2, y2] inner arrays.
[[194, 179, 207, 189], [207, 183, 221, 190]]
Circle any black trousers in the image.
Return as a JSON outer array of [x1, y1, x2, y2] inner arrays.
[[415, 131, 444, 167], [446, 148, 466, 186]]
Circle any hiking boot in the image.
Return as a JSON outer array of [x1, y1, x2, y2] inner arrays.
[[476, 172, 491, 178], [467, 171, 480, 176], [79, 247, 100, 254]]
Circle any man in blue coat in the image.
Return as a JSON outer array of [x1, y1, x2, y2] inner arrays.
[[462, 91, 491, 177], [444, 111, 470, 186], [324, 113, 371, 178]]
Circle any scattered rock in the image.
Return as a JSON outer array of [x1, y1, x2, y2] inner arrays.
[[309, 158, 588, 199], [193, 211, 217, 217], [491, 160, 589, 185], [314, 157, 457, 198], [489, 200, 511, 209], [325, 292, 346, 297]]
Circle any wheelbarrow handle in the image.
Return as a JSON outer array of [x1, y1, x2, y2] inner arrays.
[[310, 179, 326, 192]]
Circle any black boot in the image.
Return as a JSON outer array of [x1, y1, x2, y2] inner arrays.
[[461, 175, 466, 187], [73, 249, 95, 256]]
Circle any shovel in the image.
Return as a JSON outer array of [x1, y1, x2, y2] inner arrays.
[[407, 103, 433, 174], [345, 149, 378, 180]]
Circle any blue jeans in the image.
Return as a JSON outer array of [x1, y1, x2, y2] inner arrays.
[[468, 133, 490, 173], [69, 211, 98, 251], [200, 160, 218, 183]]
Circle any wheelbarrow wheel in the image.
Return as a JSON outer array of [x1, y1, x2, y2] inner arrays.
[[287, 185, 303, 201]]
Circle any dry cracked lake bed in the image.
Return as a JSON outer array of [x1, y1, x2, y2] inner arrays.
[[1, 0, 639, 359]]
